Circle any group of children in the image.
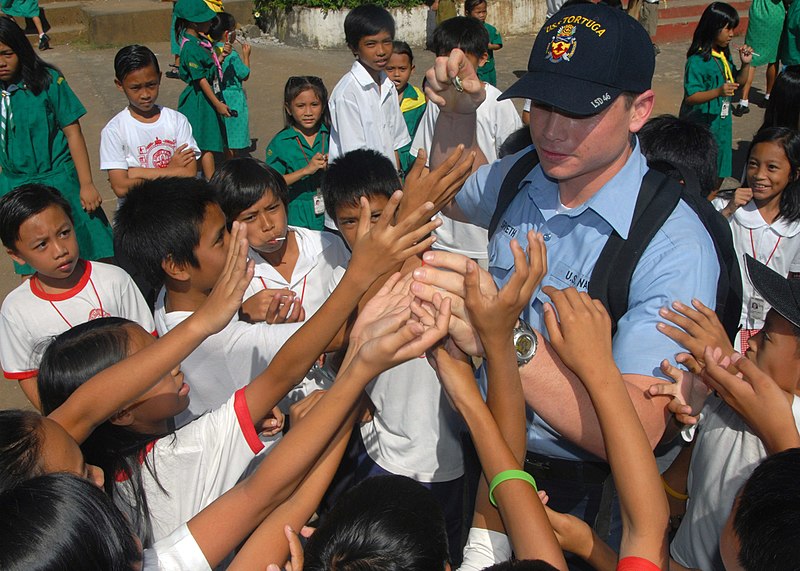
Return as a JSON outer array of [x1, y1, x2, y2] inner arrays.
[[0, 0, 799, 569]]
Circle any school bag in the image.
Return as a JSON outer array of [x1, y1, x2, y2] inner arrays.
[[487, 149, 743, 341]]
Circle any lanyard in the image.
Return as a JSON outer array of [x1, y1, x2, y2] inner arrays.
[[259, 274, 307, 307], [45, 276, 104, 328], [750, 229, 781, 267], [711, 50, 735, 83], [294, 131, 327, 165]]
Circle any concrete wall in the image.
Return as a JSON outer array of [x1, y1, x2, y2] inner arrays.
[[260, 0, 546, 49]]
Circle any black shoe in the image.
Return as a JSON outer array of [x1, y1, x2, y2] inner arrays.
[[166, 69, 180, 79], [653, 43, 660, 55], [733, 104, 750, 117], [38, 33, 50, 50]]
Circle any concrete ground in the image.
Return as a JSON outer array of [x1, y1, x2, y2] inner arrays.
[[0, 34, 768, 411]]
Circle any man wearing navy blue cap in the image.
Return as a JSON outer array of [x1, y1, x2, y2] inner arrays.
[[411, 2, 721, 555]]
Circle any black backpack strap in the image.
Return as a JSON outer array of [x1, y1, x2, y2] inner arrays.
[[587, 168, 682, 332], [488, 149, 540, 238]]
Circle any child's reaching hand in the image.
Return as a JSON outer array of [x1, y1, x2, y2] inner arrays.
[[349, 272, 413, 350], [649, 360, 712, 425], [347, 190, 441, 282], [542, 286, 615, 384], [720, 187, 753, 218], [353, 292, 451, 378], [426, 337, 478, 410], [193, 220, 254, 336], [656, 299, 734, 372], [704, 349, 800, 454], [464, 231, 546, 344]]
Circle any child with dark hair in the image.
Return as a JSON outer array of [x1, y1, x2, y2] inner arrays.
[[387, 40, 427, 174], [679, 2, 753, 179], [762, 65, 800, 131], [652, 254, 800, 570], [265, 75, 330, 230], [712, 126, 800, 352], [0, 184, 154, 409], [637, 114, 719, 196], [209, 12, 252, 158], [412, 16, 521, 265], [322, 148, 466, 563], [0, 17, 113, 276], [211, 157, 351, 409], [465, 0, 503, 86], [100, 44, 199, 200], [328, 4, 410, 173]]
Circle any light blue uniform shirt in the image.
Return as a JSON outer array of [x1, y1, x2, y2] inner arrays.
[[456, 141, 720, 461]]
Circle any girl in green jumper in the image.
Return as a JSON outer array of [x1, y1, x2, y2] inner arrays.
[[680, 2, 753, 180], [265, 76, 330, 231], [0, 18, 112, 275], [174, 0, 230, 179]]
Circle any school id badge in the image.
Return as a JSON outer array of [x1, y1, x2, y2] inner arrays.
[[748, 294, 766, 322], [313, 190, 325, 216], [720, 97, 730, 118]]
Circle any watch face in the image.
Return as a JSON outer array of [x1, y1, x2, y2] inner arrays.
[[515, 334, 533, 356]]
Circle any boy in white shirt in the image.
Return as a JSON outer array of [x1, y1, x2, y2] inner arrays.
[[411, 17, 522, 264], [100, 45, 199, 201], [328, 4, 410, 171], [211, 158, 351, 408], [322, 149, 466, 562], [0, 184, 155, 409]]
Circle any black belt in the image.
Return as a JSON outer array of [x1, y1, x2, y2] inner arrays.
[[524, 451, 611, 485]]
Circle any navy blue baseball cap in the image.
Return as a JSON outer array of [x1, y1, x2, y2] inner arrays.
[[499, 3, 655, 116], [746, 255, 800, 329]]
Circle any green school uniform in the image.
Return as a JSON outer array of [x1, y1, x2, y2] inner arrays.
[[679, 52, 737, 178], [216, 43, 251, 150], [478, 22, 502, 87], [1, 0, 40, 19], [178, 34, 225, 152], [0, 69, 113, 275], [397, 83, 427, 174], [780, 0, 800, 66], [265, 124, 329, 231]]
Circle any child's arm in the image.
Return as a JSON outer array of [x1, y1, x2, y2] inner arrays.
[[240, 192, 441, 425], [427, 235, 566, 568], [281, 153, 327, 187], [734, 45, 753, 83], [48, 223, 254, 443], [684, 83, 738, 106], [718, 187, 753, 218], [543, 286, 669, 568], [197, 77, 231, 117], [704, 348, 800, 454], [62, 121, 102, 212], [108, 145, 198, 197], [233, 44, 251, 79], [184, 283, 451, 569]]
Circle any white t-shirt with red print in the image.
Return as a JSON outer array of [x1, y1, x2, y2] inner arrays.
[[100, 106, 200, 173]]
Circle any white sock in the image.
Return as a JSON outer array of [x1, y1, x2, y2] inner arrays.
[[739, 99, 749, 107], [765, 93, 770, 101]]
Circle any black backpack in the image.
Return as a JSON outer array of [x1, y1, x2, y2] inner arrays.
[[487, 149, 743, 341]]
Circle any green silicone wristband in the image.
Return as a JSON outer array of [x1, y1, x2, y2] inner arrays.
[[488, 469, 538, 507]]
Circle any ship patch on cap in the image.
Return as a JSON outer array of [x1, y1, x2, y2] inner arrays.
[[546, 24, 577, 63]]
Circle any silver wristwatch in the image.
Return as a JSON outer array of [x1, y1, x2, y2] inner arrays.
[[513, 318, 538, 366]]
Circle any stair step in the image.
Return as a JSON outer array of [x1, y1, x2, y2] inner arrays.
[[659, 0, 750, 20], [39, 2, 88, 29], [24, 23, 86, 46], [654, 14, 749, 44]]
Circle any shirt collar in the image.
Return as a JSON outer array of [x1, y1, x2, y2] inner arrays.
[[249, 228, 322, 283], [733, 200, 800, 236], [522, 139, 647, 239], [276, 123, 329, 142], [402, 83, 420, 100], [350, 60, 394, 101]]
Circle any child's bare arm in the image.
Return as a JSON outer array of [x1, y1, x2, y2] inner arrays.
[[241, 192, 442, 425], [543, 286, 669, 567], [704, 349, 800, 454], [62, 121, 102, 212], [189, 298, 450, 568], [130, 144, 198, 179], [49, 223, 254, 443]]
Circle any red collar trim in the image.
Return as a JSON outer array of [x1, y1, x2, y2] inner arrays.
[[114, 439, 158, 482], [29, 260, 92, 301]]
